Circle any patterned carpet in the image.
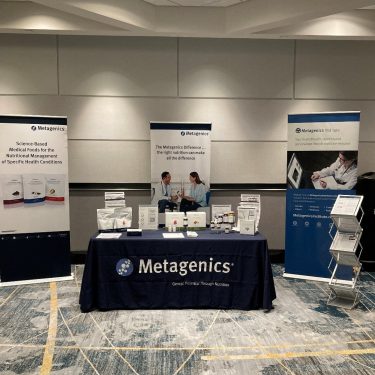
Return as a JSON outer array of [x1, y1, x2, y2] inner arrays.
[[0, 264, 374, 375]]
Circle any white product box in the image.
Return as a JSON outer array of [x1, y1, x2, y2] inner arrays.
[[187, 212, 206, 229], [165, 212, 184, 228], [240, 219, 255, 235]]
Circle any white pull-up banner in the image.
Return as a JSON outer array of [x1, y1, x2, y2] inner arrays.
[[150, 122, 211, 212], [0, 115, 71, 284]]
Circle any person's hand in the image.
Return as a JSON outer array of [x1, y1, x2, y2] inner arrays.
[[320, 180, 327, 188], [311, 172, 320, 181], [171, 194, 178, 202]]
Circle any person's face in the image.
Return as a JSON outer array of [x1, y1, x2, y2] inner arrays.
[[163, 174, 171, 184], [189, 175, 195, 183], [338, 153, 353, 167]]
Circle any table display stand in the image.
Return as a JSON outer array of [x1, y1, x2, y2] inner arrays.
[[327, 195, 364, 309]]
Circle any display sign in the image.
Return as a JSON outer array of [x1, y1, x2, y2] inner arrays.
[[150, 122, 211, 212], [284, 112, 360, 281], [0, 115, 71, 283]]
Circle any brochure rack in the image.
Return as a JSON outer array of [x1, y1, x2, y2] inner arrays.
[[327, 195, 364, 309]]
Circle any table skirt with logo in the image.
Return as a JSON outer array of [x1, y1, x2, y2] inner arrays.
[[79, 230, 276, 312]]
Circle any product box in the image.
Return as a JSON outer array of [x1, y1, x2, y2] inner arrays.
[[187, 212, 206, 229], [165, 212, 184, 228], [240, 219, 255, 235], [138, 205, 158, 230]]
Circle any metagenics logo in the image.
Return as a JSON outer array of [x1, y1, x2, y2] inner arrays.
[[295, 128, 301, 133], [31, 126, 37, 131], [181, 131, 186, 136], [116, 258, 134, 276]]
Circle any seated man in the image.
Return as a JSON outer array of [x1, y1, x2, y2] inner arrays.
[[151, 171, 178, 213]]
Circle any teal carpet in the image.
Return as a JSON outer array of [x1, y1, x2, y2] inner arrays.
[[0, 264, 374, 374]]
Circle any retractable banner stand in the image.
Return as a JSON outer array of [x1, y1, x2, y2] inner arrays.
[[284, 112, 360, 281], [0, 115, 71, 285], [150, 122, 211, 208]]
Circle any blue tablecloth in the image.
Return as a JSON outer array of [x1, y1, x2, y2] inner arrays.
[[79, 230, 276, 312]]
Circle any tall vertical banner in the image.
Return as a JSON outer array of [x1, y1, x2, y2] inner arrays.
[[150, 122, 211, 206], [284, 112, 360, 281], [0, 115, 71, 284]]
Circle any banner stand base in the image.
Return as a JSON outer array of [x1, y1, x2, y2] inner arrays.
[[0, 273, 74, 287], [283, 272, 353, 285]]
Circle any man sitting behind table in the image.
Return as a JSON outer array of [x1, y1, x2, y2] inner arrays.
[[151, 171, 178, 213]]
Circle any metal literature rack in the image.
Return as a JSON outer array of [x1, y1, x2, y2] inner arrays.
[[327, 195, 364, 309]]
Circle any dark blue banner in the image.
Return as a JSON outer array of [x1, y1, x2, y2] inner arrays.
[[285, 112, 360, 280]]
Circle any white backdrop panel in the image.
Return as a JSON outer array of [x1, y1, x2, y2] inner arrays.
[[179, 38, 294, 98], [0, 35, 58, 95], [295, 40, 375, 100], [358, 142, 375, 175], [68, 140, 150, 183], [59, 36, 178, 97], [211, 141, 287, 183]]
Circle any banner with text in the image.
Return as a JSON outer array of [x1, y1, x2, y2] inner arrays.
[[285, 112, 360, 280], [150, 122, 211, 212], [0, 115, 71, 283]]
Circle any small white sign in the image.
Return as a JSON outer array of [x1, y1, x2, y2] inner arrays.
[[331, 195, 363, 216], [104, 191, 125, 208], [211, 204, 232, 220], [163, 233, 184, 239], [96, 233, 122, 239], [139, 205, 158, 230], [240, 194, 260, 203]]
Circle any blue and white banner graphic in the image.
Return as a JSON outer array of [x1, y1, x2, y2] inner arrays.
[[284, 112, 360, 280], [150, 122, 211, 212], [0, 115, 71, 283]]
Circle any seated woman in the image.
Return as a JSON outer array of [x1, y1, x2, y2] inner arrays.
[[179, 171, 207, 213]]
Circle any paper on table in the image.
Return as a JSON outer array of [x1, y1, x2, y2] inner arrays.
[[96, 232, 122, 239], [162, 233, 184, 239]]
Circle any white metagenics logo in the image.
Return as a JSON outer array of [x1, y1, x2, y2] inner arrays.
[[138, 257, 233, 276], [116, 258, 134, 276]]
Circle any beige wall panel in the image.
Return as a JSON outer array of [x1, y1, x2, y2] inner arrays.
[[68, 140, 286, 183], [63, 97, 291, 141], [0, 95, 63, 117], [59, 36, 177, 96], [358, 142, 375, 174], [68, 140, 150, 183], [179, 38, 294, 98], [295, 41, 375, 100], [1, 96, 374, 143], [211, 141, 287, 183], [0, 96, 291, 141], [0, 35, 57, 95]]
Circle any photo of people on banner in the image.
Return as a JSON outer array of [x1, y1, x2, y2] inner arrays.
[[287, 150, 358, 190], [151, 171, 208, 213], [150, 122, 211, 214]]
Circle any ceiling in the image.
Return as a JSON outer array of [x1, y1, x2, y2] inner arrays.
[[2, 0, 375, 39]]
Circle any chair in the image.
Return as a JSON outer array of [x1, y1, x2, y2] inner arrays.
[[197, 191, 211, 224]]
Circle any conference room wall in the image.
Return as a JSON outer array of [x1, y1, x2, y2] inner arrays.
[[1, 35, 375, 251]]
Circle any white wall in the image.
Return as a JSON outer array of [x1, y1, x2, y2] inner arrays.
[[1, 35, 375, 250]]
